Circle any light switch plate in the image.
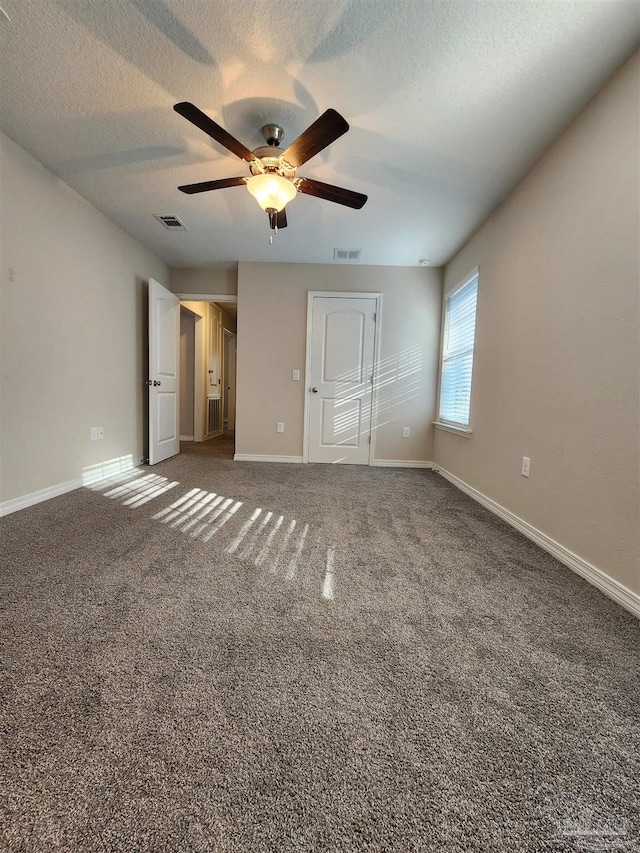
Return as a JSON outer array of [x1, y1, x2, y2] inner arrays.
[[292, 369, 300, 381]]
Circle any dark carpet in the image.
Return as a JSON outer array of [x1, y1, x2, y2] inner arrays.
[[1, 444, 638, 852]]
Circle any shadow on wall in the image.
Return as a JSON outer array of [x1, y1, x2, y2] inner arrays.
[[324, 345, 424, 445], [373, 345, 423, 423]]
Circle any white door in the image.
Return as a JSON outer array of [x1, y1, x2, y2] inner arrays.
[[307, 295, 377, 464], [149, 278, 180, 464]]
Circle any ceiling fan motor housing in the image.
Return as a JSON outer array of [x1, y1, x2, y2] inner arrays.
[[250, 147, 296, 179], [261, 123, 284, 147]]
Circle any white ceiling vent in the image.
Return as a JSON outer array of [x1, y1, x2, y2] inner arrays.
[[154, 214, 188, 231], [334, 248, 362, 260]]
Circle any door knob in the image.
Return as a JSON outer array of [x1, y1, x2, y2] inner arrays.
[[153, 380, 161, 386], [146, 380, 152, 386], [311, 387, 318, 393]]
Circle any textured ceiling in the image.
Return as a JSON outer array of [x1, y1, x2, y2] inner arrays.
[[1, 0, 638, 268]]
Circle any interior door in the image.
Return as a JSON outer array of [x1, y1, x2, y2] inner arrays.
[[148, 278, 180, 464], [307, 295, 377, 464]]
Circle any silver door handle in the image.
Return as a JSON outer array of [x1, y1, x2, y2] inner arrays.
[[311, 387, 318, 393]]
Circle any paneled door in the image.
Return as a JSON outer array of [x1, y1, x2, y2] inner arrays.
[[307, 295, 378, 464], [148, 278, 180, 464]]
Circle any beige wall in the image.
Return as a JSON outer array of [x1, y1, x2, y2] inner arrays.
[[236, 263, 442, 461], [434, 52, 640, 593], [0, 133, 169, 503], [179, 300, 208, 318], [170, 267, 238, 296], [218, 306, 237, 336]]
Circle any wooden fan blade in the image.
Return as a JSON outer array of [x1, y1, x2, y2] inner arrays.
[[276, 208, 288, 229], [297, 178, 367, 209], [281, 109, 349, 168], [174, 102, 256, 163], [178, 176, 246, 194]]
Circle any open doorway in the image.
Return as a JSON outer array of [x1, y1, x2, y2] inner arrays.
[[177, 297, 237, 461], [179, 307, 196, 441]]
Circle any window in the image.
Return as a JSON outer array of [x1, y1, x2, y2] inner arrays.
[[438, 270, 478, 427]]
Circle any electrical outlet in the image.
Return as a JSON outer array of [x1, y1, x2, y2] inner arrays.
[[292, 369, 300, 381], [521, 456, 531, 477], [276, 422, 285, 433], [97, 427, 104, 440], [402, 427, 410, 438], [90, 427, 98, 441]]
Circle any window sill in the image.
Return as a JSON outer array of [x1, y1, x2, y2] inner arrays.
[[433, 421, 473, 439]]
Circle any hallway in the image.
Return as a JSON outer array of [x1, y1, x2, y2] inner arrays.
[[180, 431, 235, 461]]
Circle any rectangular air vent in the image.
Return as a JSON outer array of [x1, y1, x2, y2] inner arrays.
[[154, 214, 188, 231], [333, 248, 362, 260]]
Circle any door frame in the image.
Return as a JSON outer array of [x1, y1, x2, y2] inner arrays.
[[223, 329, 237, 431], [175, 294, 238, 304], [175, 294, 237, 442], [303, 291, 382, 465]]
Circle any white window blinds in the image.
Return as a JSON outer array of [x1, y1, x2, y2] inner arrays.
[[439, 272, 478, 426]]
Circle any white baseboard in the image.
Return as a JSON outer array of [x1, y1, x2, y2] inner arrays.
[[180, 435, 194, 441], [373, 459, 433, 468], [0, 478, 83, 517], [233, 454, 303, 463], [233, 455, 432, 467], [0, 455, 145, 518], [435, 466, 640, 619]]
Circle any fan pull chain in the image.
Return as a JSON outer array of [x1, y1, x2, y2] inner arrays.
[[267, 207, 278, 244]]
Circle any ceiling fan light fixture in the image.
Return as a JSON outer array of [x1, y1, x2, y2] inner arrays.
[[246, 173, 297, 212]]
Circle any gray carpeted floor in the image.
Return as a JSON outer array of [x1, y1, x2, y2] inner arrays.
[[1, 440, 638, 852]]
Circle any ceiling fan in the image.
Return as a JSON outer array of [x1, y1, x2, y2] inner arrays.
[[173, 102, 368, 236]]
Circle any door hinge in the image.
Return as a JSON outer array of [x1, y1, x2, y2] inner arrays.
[[373, 312, 376, 322], [368, 435, 371, 444]]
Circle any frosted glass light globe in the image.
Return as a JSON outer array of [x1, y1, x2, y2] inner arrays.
[[247, 173, 297, 212]]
